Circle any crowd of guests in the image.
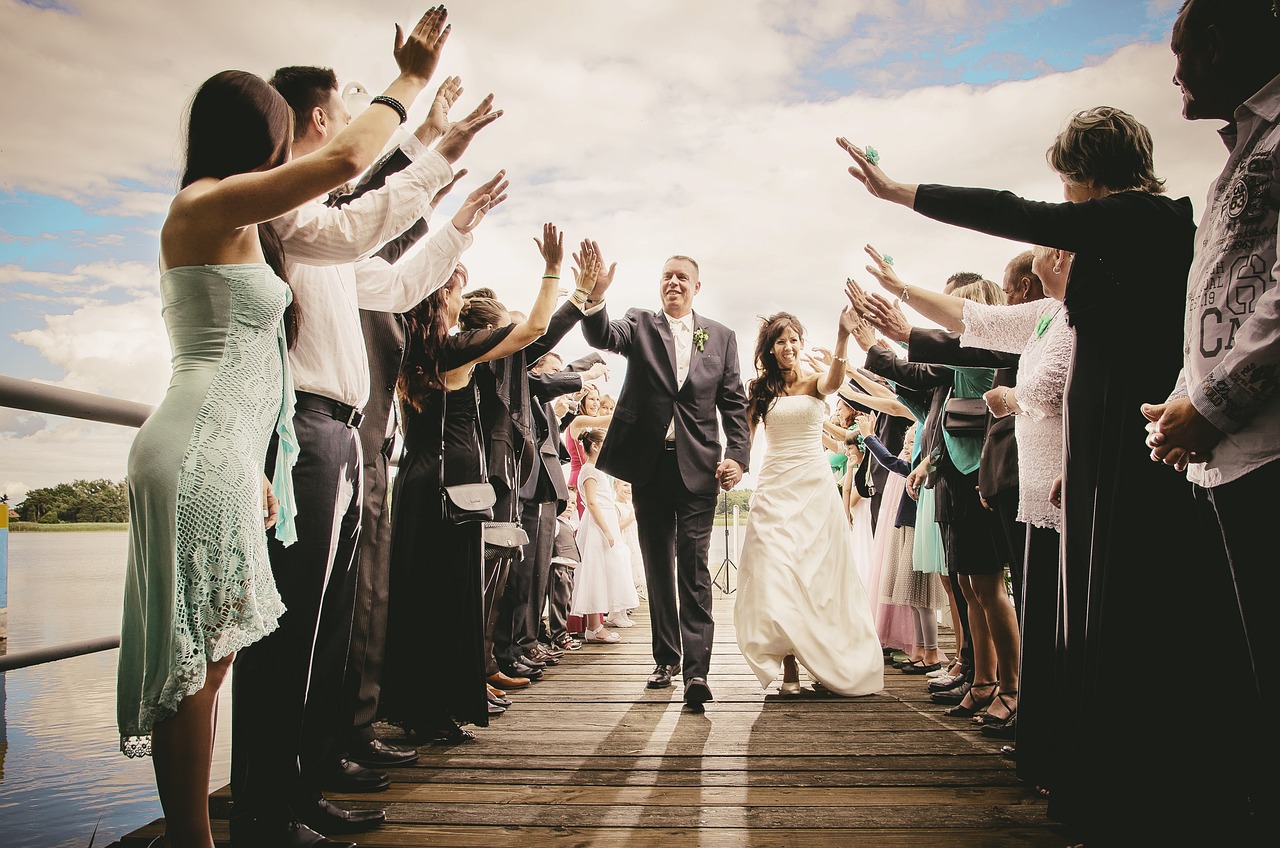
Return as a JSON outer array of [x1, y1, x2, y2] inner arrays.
[[821, 3, 1278, 844], [113, 2, 1277, 847]]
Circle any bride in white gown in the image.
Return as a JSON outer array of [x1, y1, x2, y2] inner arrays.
[[735, 307, 885, 697]]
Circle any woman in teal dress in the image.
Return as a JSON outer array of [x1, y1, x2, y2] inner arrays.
[[116, 12, 452, 847]]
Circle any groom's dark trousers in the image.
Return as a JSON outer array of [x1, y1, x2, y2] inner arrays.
[[633, 447, 718, 682]]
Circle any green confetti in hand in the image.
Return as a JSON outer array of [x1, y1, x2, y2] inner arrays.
[[882, 254, 894, 266]]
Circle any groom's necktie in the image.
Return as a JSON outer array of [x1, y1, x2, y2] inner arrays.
[[665, 314, 693, 441]]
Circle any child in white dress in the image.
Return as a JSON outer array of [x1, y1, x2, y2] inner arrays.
[[607, 478, 644, 625], [572, 429, 639, 643]]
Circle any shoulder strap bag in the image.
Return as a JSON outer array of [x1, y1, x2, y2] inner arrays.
[[439, 381, 497, 524]]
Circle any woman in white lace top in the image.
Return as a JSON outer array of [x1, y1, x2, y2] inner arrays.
[[858, 244, 1071, 785]]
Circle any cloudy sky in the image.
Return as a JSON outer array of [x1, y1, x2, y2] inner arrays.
[[0, 0, 1227, 501]]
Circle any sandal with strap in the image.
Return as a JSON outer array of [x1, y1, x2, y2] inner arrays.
[[974, 689, 1018, 727], [943, 681, 998, 717]]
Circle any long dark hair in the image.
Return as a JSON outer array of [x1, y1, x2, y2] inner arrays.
[[181, 70, 300, 344], [399, 265, 467, 410], [747, 312, 805, 425]]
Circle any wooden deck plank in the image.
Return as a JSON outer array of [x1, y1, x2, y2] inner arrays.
[[113, 593, 1070, 847]]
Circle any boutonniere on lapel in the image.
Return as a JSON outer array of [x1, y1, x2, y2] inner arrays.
[[692, 326, 709, 353]]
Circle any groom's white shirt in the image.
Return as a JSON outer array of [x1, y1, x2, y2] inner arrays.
[[664, 310, 694, 440]]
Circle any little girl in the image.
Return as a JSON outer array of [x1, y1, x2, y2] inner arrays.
[[606, 479, 643, 626], [572, 429, 639, 643]]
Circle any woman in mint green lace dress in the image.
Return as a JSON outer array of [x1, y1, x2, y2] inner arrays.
[[116, 13, 450, 845]]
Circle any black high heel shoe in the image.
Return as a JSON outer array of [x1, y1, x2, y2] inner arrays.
[[974, 690, 1018, 730], [943, 681, 997, 717]]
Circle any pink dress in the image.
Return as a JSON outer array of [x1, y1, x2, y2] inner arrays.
[[566, 424, 587, 519]]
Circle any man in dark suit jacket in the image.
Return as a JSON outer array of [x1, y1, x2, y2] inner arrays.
[[581, 255, 750, 707]]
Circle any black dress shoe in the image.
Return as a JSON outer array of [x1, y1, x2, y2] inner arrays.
[[298, 798, 386, 835], [515, 653, 547, 669], [322, 758, 390, 792], [526, 646, 561, 666], [647, 663, 675, 689], [348, 738, 419, 768], [230, 817, 356, 848], [502, 661, 543, 680], [684, 677, 713, 706]]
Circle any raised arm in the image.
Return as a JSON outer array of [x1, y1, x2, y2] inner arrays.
[[858, 247, 966, 332], [461, 222, 561, 369], [818, 303, 857, 397], [352, 169, 508, 312], [172, 10, 450, 237], [836, 135, 1156, 257]]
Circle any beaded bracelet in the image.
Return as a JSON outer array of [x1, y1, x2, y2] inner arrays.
[[370, 95, 407, 124]]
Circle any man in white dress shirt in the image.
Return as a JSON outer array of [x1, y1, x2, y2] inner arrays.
[[231, 59, 503, 846]]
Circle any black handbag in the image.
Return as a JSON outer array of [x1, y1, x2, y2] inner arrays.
[[942, 395, 988, 437], [482, 521, 530, 556], [439, 382, 496, 524]]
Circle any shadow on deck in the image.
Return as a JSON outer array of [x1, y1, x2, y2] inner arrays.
[[114, 593, 1068, 847]]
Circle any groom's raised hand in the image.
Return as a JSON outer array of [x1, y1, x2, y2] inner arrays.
[[716, 458, 743, 491]]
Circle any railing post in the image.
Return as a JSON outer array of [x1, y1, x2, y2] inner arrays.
[[1, 504, 8, 645]]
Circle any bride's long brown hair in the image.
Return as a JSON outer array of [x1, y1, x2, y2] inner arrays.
[[746, 312, 805, 426]]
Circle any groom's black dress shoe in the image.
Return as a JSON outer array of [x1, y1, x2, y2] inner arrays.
[[684, 678, 713, 706], [348, 738, 419, 768], [230, 817, 356, 848], [322, 758, 391, 792], [647, 664, 676, 689], [299, 798, 386, 835]]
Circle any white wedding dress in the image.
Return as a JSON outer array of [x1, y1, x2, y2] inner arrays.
[[734, 394, 884, 696]]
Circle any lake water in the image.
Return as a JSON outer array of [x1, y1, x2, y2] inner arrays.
[[0, 532, 232, 848], [0, 526, 747, 846]]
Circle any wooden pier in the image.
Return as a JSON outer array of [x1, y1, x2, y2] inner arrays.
[[114, 594, 1068, 847]]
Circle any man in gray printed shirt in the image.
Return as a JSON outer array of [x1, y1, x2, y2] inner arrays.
[[1144, 0, 1280, 822]]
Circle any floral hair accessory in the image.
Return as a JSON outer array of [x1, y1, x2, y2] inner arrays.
[[693, 326, 709, 352], [864, 145, 880, 166]]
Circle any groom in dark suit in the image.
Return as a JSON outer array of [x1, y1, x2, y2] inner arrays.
[[581, 255, 750, 707]]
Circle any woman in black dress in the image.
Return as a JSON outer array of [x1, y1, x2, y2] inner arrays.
[[382, 224, 566, 741], [837, 108, 1250, 843]]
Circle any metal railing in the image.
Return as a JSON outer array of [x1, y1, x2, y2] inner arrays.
[[0, 374, 151, 668]]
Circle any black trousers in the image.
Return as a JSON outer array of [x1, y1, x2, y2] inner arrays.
[[496, 499, 556, 665], [518, 500, 557, 656], [543, 560, 574, 641], [343, 431, 393, 748], [632, 450, 717, 682], [232, 410, 362, 823], [1013, 523, 1058, 789], [1194, 457, 1278, 812]]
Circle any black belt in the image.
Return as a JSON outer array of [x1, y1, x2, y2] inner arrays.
[[295, 391, 364, 429]]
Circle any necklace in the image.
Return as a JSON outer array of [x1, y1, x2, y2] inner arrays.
[[1034, 307, 1062, 339]]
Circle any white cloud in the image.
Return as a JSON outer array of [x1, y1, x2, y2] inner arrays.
[[0, 1, 1229, 491], [12, 292, 169, 403]]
